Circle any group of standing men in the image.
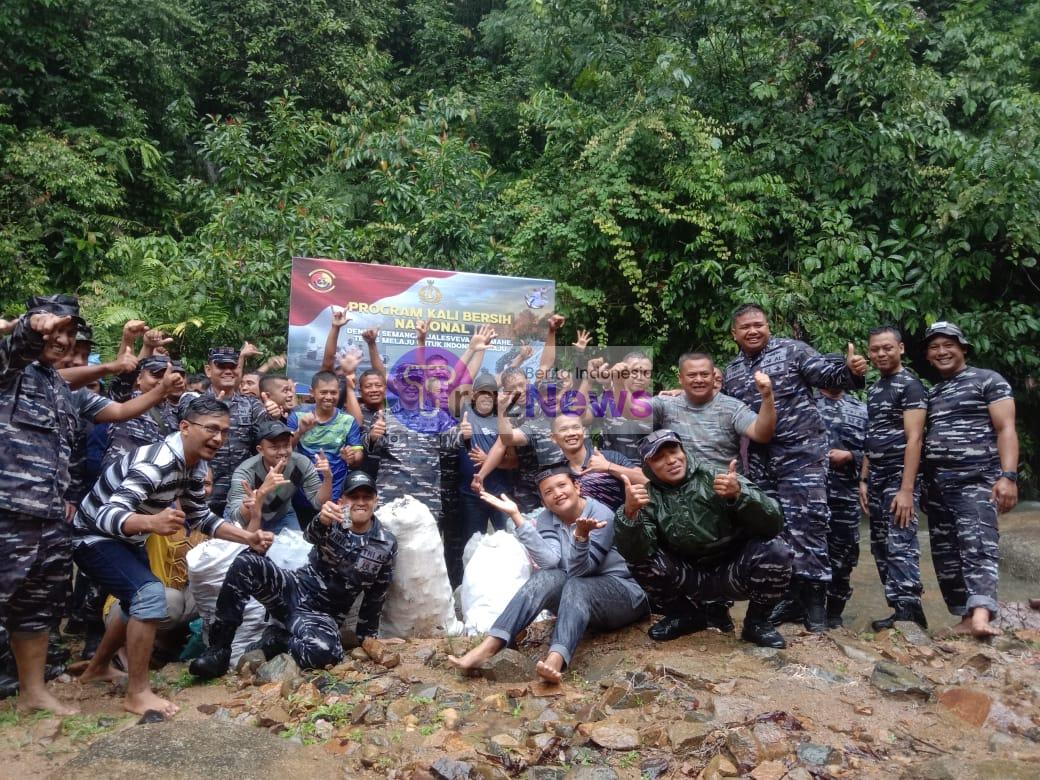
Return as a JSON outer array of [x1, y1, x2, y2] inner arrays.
[[0, 292, 1021, 717]]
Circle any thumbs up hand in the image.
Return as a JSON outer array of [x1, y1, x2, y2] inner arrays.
[[460, 410, 473, 440], [369, 409, 386, 441], [846, 342, 868, 377], [713, 459, 742, 500], [621, 474, 651, 519]]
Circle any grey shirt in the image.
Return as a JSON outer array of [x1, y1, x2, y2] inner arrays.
[[226, 452, 323, 530], [652, 392, 757, 469]]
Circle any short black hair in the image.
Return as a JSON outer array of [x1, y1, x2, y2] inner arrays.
[[359, 369, 385, 385], [184, 395, 230, 422], [188, 374, 210, 389], [678, 351, 714, 369], [869, 325, 902, 342], [259, 374, 289, 394], [731, 303, 768, 326], [311, 370, 339, 390], [622, 350, 652, 364], [500, 367, 526, 386]]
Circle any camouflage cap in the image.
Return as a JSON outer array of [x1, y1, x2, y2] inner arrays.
[[208, 346, 240, 364], [139, 355, 171, 374], [75, 324, 95, 344], [923, 321, 970, 349], [26, 294, 86, 327], [637, 429, 682, 461]]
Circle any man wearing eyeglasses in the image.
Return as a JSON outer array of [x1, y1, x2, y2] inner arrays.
[[72, 396, 275, 719]]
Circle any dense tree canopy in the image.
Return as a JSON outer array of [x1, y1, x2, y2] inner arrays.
[[1, 0, 1038, 482]]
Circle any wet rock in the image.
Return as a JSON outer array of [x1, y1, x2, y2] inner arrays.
[[360, 744, 384, 768], [362, 636, 386, 663], [526, 769, 565, 780], [350, 700, 373, 725], [350, 647, 369, 661], [726, 726, 759, 769], [668, 720, 712, 750], [600, 671, 661, 709], [749, 761, 786, 780], [136, 711, 166, 725], [833, 639, 881, 664], [312, 718, 333, 741], [366, 676, 395, 695], [254, 653, 300, 686], [639, 724, 669, 748], [903, 758, 960, 780], [412, 684, 440, 700], [796, 742, 835, 766], [571, 703, 606, 722], [536, 707, 562, 723], [416, 646, 437, 666], [870, 661, 934, 699], [961, 653, 995, 674], [563, 769, 617, 780], [938, 687, 993, 727], [479, 650, 535, 683], [973, 759, 1040, 779], [292, 681, 321, 707], [751, 722, 791, 760], [235, 649, 266, 675], [698, 754, 740, 778], [381, 653, 401, 670], [785, 769, 813, 780], [895, 621, 932, 646], [255, 702, 290, 728], [551, 723, 576, 739], [431, 757, 474, 779], [491, 733, 521, 749], [388, 698, 419, 721], [363, 703, 386, 725], [711, 696, 757, 723], [588, 724, 639, 750], [639, 757, 670, 780]]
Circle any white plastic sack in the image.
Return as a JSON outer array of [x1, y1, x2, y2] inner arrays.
[[186, 529, 313, 665], [375, 495, 464, 638], [460, 530, 532, 635]]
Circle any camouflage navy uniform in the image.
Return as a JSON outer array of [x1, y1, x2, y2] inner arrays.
[[103, 356, 179, 469], [65, 388, 114, 505], [816, 393, 867, 606], [0, 301, 81, 634], [207, 513, 397, 668], [357, 405, 383, 480], [924, 366, 1012, 617], [723, 338, 864, 582], [865, 368, 927, 608]]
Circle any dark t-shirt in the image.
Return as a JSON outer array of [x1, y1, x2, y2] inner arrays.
[[573, 442, 635, 511], [924, 366, 1013, 470], [866, 368, 928, 466], [459, 409, 514, 497]]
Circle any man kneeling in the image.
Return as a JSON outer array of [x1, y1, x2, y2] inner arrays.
[[448, 464, 649, 683], [190, 471, 396, 678], [615, 430, 793, 648]]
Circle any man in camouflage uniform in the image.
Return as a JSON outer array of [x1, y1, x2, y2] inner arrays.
[[103, 355, 185, 468], [816, 383, 867, 628], [922, 322, 1018, 638], [190, 471, 397, 677], [614, 430, 792, 648], [722, 304, 867, 631], [0, 295, 84, 714], [861, 326, 928, 631], [184, 346, 270, 515]]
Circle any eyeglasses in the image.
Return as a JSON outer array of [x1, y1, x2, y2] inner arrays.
[[187, 421, 231, 439]]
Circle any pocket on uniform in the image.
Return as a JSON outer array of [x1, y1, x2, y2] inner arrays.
[[11, 392, 58, 431]]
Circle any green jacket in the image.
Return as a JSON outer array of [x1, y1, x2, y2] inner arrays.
[[613, 444, 783, 565]]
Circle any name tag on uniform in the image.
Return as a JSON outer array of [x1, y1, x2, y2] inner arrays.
[[760, 348, 788, 374]]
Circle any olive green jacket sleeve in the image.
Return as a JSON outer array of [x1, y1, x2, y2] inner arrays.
[[613, 498, 661, 562], [728, 474, 784, 538]]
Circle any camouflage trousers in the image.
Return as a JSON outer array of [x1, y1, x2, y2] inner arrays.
[[924, 467, 1000, 616], [213, 550, 351, 670], [0, 512, 72, 633], [826, 484, 862, 604], [868, 466, 923, 607], [627, 538, 793, 613], [750, 451, 832, 582]]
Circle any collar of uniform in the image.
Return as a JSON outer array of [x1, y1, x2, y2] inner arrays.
[[741, 336, 776, 361], [163, 431, 188, 468]]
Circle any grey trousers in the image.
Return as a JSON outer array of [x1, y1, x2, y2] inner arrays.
[[489, 569, 649, 666]]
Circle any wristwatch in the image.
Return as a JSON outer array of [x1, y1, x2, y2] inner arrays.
[[1000, 471, 1018, 482]]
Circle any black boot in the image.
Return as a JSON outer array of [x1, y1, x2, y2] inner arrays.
[[741, 602, 786, 648], [705, 603, 735, 632], [826, 597, 847, 630], [188, 621, 235, 680], [768, 588, 804, 627], [799, 580, 828, 633], [871, 600, 928, 632], [648, 612, 708, 641], [245, 624, 291, 661]]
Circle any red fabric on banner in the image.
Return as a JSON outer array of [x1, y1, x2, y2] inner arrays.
[[289, 258, 456, 326]]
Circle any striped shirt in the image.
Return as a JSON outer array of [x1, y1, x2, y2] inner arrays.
[[73, 432, 225, 547]]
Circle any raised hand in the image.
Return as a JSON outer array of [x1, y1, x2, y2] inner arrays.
[[331, 307, 351, 328], [846, 342, 868, 377], [581, 448, 610, 474], [621, 474, 650, 519], [112, 347, 139, 375], [150, 507, 187, 536], [573, 516, 608, 542], [361, 327, 380, 345], [753, 370, 773, 398], [713, 459, 741, 500], [459, 411, 473, 440], [470, 324, 497, 351], [314, 451, 332, 479], [369, 410, 386, 441], [259, 458, 289, 494], [572, 329, 592, 350], [416, 319, 430, 344], [339, 350, 360, 378], [318, 498, 345, 528], [249, 530, 275, 555], [160, 363, 183, 395], [297, 412, 318, 434], [240, 480, 260, 522], [260, 391, 283, 419], [340, 445, 363, 466], [29, 313, 73, 338], [122, 320, 149, 343], [468, 444, 487, 466], [479, 491, 520, 517], [518, 345, 534, 361], [145, 329, 174, 349], [265, 354, 287, 371], [547, 314, 566, 333]]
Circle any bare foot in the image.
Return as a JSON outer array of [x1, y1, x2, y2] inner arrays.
[[970, 608, 1002, 638], [18, 689, 79, 717], [78, 663, 128, 685], [125, 690, 179, 717], [447, 636, 505, 676], [535, 660, 563, 685], [951, 616, 974, 635]]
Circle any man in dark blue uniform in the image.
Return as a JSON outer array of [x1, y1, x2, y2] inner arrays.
[[922, 322, 1018, 638], [722, 304, 867, 631]]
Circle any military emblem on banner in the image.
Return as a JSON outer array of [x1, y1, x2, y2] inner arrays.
[[418, 279, 443, 304], [308, 269, 336, 293]]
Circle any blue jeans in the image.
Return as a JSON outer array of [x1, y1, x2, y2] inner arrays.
[[264, 509, 301, 535], [73, 539, 168, 621], [458, 492, 509, 545]]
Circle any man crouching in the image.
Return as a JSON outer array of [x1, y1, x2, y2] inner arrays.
[[615, 430, 793, 648], [190, 471, 397, 678]]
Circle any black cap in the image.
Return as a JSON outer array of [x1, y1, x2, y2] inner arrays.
[[472, 372, 499, 394], [208, 346, 240, 364], [638, 429, 683, 461], [923, 321, 970, 348], [139, 355, 170, 374], [26, 294, 86, 328], [257, 420, 292, 441], [76, 324, 95, 344], [534, 461, 574, 484], [343, 471, 377, 495]]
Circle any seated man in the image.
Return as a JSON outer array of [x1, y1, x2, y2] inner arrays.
[[448, 465, 649, 684], [614, 430, 792, 648], [225, 420, 333, 534], [190, 471, 397, 677], [73, 397, 275, 717]]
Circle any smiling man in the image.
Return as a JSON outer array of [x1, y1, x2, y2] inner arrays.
[[73, 396, 275, 717], [921, 322, 1019, 639]]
